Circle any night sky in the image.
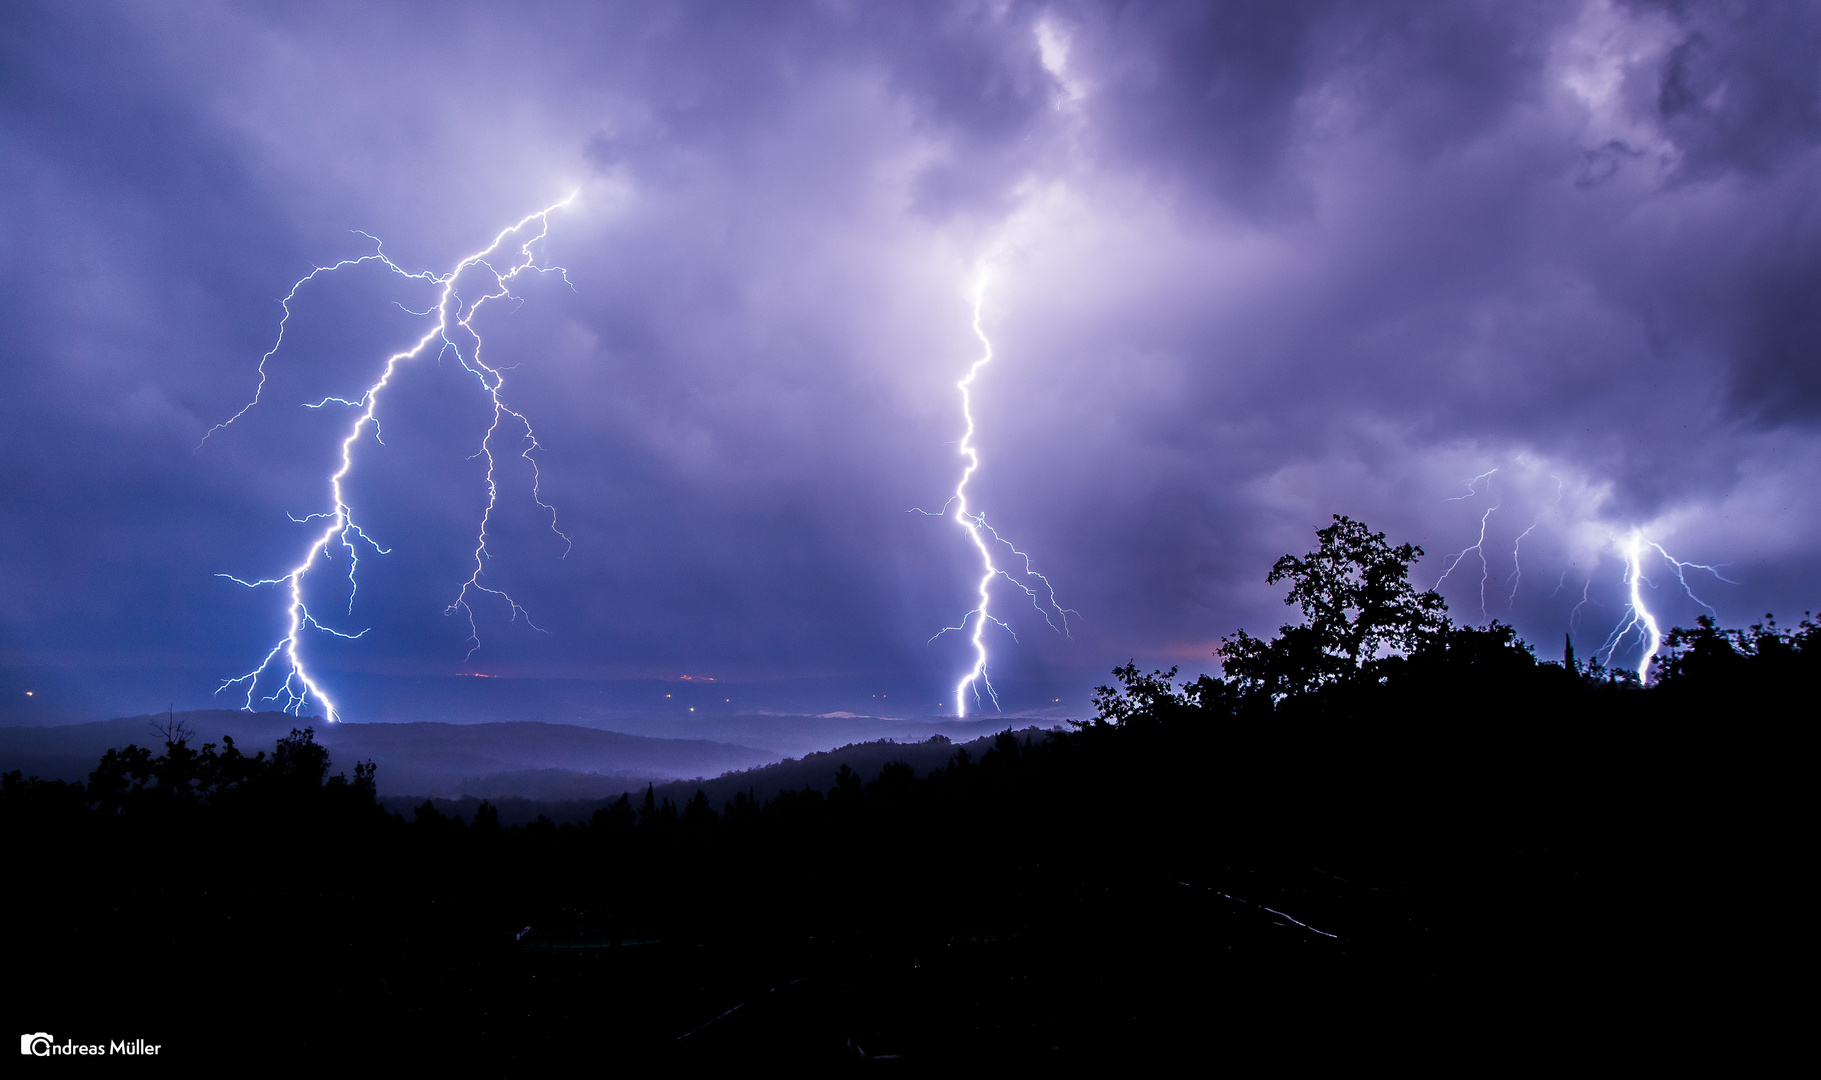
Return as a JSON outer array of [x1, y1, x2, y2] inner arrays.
[[3, 1, 1818, 724]]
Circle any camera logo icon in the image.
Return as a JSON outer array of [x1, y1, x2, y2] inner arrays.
[[21, 1033, 53, 1056]]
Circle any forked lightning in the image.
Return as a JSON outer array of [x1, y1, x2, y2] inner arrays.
[[208, 196, 576, 721], [915, 272, 1074, 717]]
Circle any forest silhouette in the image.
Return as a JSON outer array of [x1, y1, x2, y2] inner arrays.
[[5, 516, 1803, 1064]]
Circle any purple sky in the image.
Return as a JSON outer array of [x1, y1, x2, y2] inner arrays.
[[3, 1, 1819, 722]]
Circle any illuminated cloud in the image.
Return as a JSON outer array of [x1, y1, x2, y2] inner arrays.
[[1, 1, 1818, 716]]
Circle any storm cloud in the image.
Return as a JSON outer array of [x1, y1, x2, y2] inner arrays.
[[3, 0, 1817, 721]]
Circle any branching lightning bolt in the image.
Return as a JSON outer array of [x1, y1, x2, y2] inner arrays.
[[1435, 506, 1498, 622], [208, 195, 577, 721], [1435, 469, 1503, 621], [1437, 472, 1737, 680], [1599, 530, 1738, 682], [913, 272, 1074, 717], [1599, 532, 1664, 684], [1446, 468, 1499, 501]]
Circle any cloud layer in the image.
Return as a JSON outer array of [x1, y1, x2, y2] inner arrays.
[[3, 1, 1818, 719]]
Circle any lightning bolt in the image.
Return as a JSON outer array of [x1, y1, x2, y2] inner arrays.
[[1504, 521, 1538, 607], [208, 195, 578, 721], [1434, 469, 1506, 621], [913, 271, 1074, 717], [1438, 471, 1738, 680], [1599, 530, 1738, 682], [1446, 468, 1499, 501], [1435, 506, 1498, 621], [1503, 478, 1560, 609], [1599, 532, 1664, 684], [1568, 573, 1594, 628]]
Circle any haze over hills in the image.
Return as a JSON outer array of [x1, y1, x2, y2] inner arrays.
[[0, 711, 777, 799], [397, 727, 1059, 826], [0, 708, 1059, 802], [579, 711, 1041, 758]]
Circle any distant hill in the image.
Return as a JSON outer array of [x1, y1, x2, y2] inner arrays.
[[0, 710, 778, 798], [389, 726, 1059, 826], [585, 711, 1042, 758]]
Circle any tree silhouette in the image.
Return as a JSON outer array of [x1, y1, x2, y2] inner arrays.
[[1219, 515, 1448, 699], [1086, 663, 1218, 727], [272, 727, 331, 789], [681, 787, 718, 832], [591, 793, 634, 833]]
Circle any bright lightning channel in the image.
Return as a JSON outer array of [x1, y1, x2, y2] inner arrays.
[[1437, 471, 1736, 682], [209, 195, 577, 722], [913, 272, 1073, 718], [1599, 530, 1737, 682]]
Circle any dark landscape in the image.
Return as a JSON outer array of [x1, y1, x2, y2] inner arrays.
[[5, 522, 1806, 1063]]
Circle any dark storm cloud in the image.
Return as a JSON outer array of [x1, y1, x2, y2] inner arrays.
[[1601, 2, 1821, 423], [972, 0, 1821, 653], [1647, 1, 1821, 177], [1050, 2, 1570, 212], [2, 0, 1819, 722]]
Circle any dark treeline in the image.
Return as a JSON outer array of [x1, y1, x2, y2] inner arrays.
[[5, 517, 1802, 1064]]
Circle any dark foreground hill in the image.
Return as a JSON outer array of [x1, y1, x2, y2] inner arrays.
[[5, 664, 1789, 1066], [6, 518, 1804, 1064]]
